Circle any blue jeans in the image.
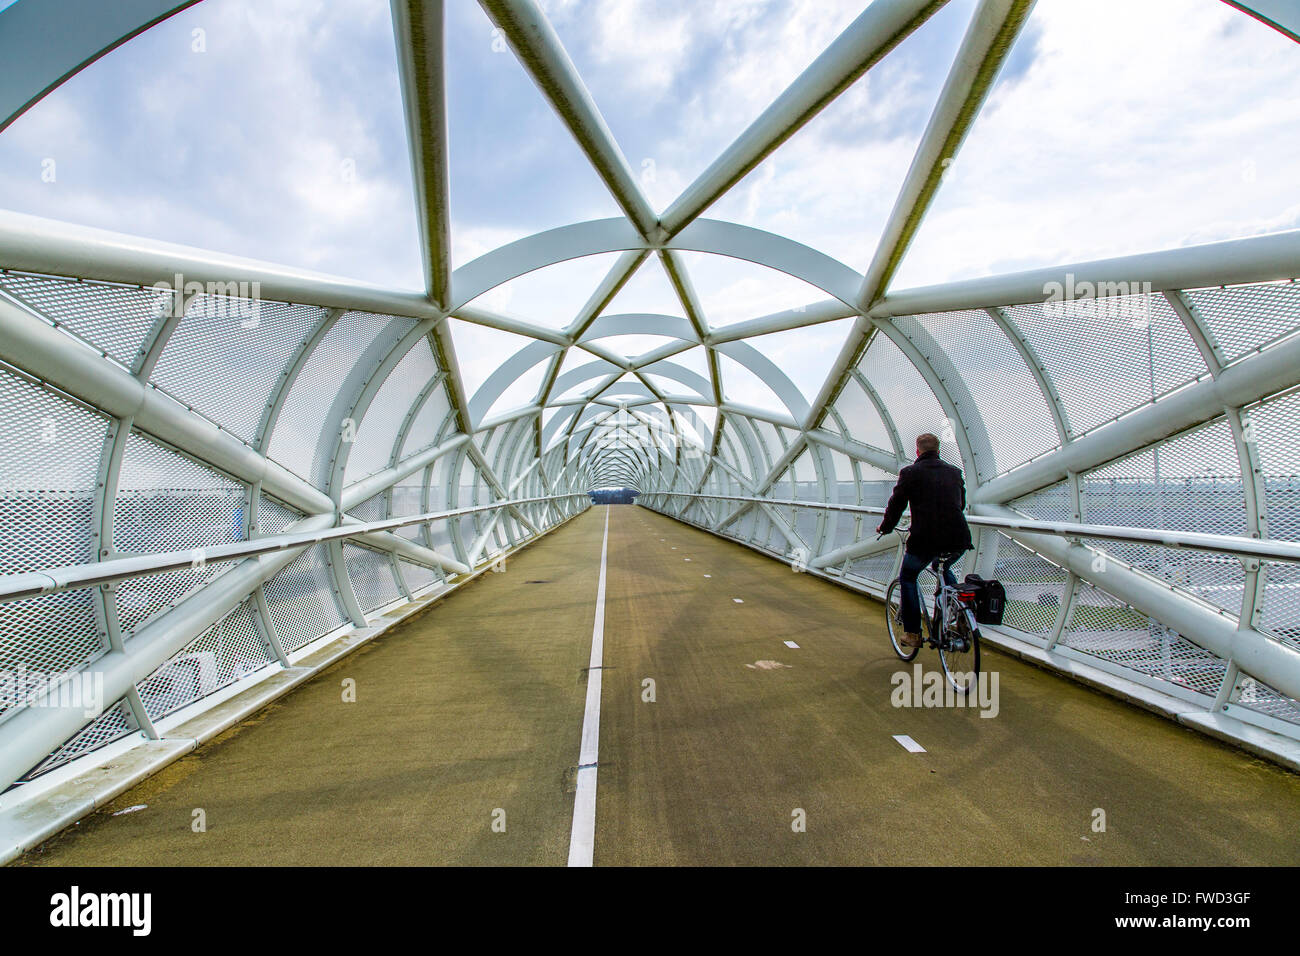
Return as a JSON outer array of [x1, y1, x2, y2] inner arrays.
[[899, 550, 959, 634]]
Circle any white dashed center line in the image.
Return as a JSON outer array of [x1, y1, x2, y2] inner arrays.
[[892, 734, 926, 753]]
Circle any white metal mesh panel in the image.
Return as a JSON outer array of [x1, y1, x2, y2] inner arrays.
[[857, 334, 948, 456], [397, 558, 440, 594], [1183, 279, 1300, 365], [0, 365, 107, 573], [135, 599, 274, 721], [908, 309, 1059, 475], [268, 310, 418, 484], [257, 496, 304, 535], [732, 508, 758, 543], [1002, 293, 1205, 436], [0, 367, 111, 696], [262, 544, 345, 653], [349, 493, 387, 523], [1232, 675, 1300, 727], [397, 386, 452, 461], [151, 297, 326, 442], [345, 337, 440, 484], [751, 419, 783, 471], [1081, 418, 1246, 615], [0, 272, 163, 370], [1059, 579, 1228, 698], [20, 699, 138, 783], [1009, 482, 1073, 523], [0, 589, 104, 720], [845, 550, 897, 586], [343, 543, 402, 613], [831, 375, 895, 453], [112, 431, 244, 635], [991, 533, 1069, 635], [1248, 388, 1300, 644]]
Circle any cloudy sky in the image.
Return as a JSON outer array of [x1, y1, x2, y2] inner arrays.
[[0, 0, 1297, 417]]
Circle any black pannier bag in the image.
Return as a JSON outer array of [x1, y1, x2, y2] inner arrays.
[[963, 573, 1006, 626]]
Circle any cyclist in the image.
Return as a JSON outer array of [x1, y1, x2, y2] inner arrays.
[[876, 433, 973, 647]]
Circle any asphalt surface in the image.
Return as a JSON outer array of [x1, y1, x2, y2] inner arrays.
[[15, 505, 1300, 866]]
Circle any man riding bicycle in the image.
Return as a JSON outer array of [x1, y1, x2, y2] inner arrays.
[[876, 433, 973, 648]]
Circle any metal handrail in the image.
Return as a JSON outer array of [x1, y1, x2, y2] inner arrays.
[[646, 492, 1300, 565], [0, 494, 590, 605]]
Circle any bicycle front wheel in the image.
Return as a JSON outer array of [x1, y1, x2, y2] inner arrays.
[[939, 608, 980, 694], [883, 580, 925, 660], [884, 579, 920, 661]]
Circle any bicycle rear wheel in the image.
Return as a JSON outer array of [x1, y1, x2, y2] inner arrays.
[[885, 579, 924, 661], [939, 608, 980, 694]]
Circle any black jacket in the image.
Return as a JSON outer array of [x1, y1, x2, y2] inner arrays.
[[877, 450, 973, 556]]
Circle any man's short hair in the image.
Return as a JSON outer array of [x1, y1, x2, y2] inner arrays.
[[916, 433, 940, 453]]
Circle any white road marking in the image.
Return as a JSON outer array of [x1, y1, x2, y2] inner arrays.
[[892, 734, 926, 753], [784, 640, 799, 649], [568, 505, 610, 867]]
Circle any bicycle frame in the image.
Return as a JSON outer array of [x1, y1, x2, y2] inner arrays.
[[926, 556, 971, 649]]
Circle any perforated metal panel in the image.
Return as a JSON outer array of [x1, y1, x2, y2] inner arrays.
[[1003, 293, 1206, 437], [1081, 418, 1246, 615], [1184, 280, 1300, 365], [345, 337, 440, 484], [0, 589, 105, 721], [0, 273, 163, 370], [257, 496, 305, 536], [908, 310, 1059, 475], [267, 310, 418, 484], [1008, 482, 1074, 523], [136, 599, 273, 721], [1247, 388, 1300, 644], [151, 296, 326, 442], [845, 550, 898, 586], [262, 544, 345, 653], [0, 365, 108, 573], [831, 375, 895, 453], [343, 543, 402, 613], [20, 699, 138, 782], [857, 334, 948, 457], [1232, 674, 1300, 727], [991, 533, 1069, 635], [1060, 579, 1228, 697], [397, 558, 440, 594], [113, 431, 243, 634], [349, 493, 388, 524]]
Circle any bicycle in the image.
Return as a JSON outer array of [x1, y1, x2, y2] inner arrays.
[[882, 530, 981, 694]]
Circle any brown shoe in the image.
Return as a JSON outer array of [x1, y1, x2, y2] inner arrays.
[[901, 631, 923, 648]]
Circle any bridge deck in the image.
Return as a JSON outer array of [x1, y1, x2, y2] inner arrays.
[[14, 505, 1300, 866]]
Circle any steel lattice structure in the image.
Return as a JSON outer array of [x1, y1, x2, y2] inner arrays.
[[0, 0, 1299, 792]]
